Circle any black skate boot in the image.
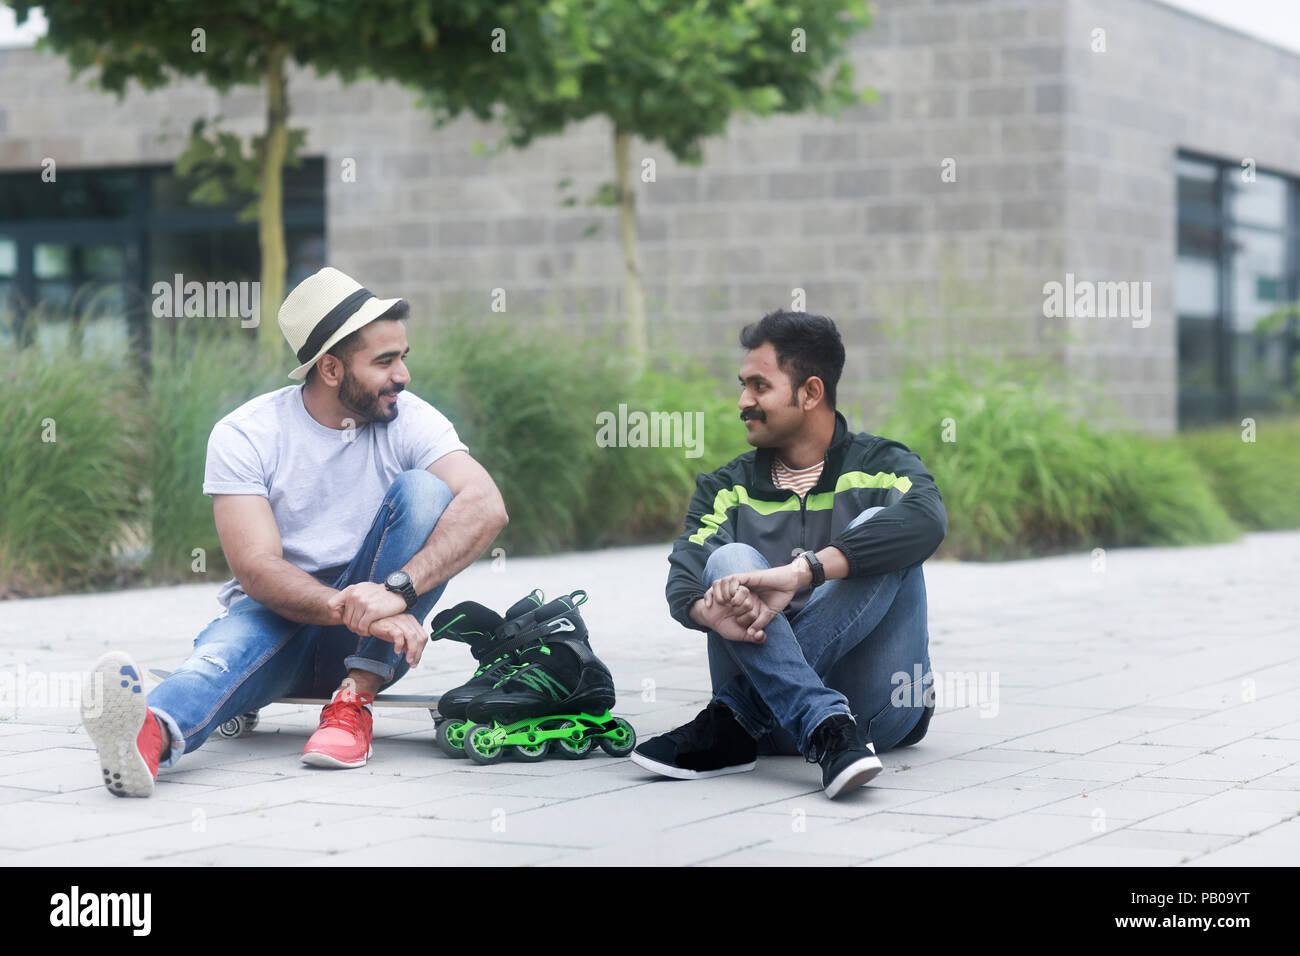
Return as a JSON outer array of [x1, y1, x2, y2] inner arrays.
[[460, 590, 636, 764], [428, 588, 546, 755]]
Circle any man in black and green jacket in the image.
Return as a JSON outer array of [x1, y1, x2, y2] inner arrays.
[[631, 310, 944, 799]]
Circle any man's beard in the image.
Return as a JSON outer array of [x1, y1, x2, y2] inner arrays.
[[339, 365, 401, 423]]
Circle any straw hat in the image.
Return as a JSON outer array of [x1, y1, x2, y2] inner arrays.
[[278, 267, 407, 380]]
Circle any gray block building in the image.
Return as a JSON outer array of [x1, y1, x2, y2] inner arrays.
[[2, 0, 1297, 433]]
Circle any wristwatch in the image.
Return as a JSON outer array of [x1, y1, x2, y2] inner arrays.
[[384, 570, 418, 610], [800, 550, 825, 588]]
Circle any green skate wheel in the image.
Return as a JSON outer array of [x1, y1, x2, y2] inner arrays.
[[464, 723, 505, 765], [598, 717, 636, 757], [554, 720, 594, 759], [435, 719, 469, 757], [510, 731, 551, 762]]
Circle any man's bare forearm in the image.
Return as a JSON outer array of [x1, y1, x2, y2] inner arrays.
[[240, 554, 341, 626], [402, 487, 508, 596]]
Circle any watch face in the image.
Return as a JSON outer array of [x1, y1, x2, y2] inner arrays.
[[386, 571, 410, 589]]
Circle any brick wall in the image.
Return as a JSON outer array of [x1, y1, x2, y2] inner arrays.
[[4, 0, 1299, 434]]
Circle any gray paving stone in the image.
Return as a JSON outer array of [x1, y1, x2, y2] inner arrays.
[[940, 813, 1106, 853], [3, 531, 1296, 865], [1188, 816, 1300, 864], [698, 846, 856, 867], [1143, 753, 1295, 784], [873, 758, 1038, 791], [1027, 844, 1201, 866], [862, 843, 1044, 866], [140, 844, 328, 866], [244, 811, 476, 852], [1241, 772, 1300, 792], [104, 802, 373, 858], [1114, 776, 1232, 796], [1083, 742, 1202, 765], [951, 747, 1073, 766], [832, 810, 986, 836], [763, 821, 938, 861], [900, 785, 1073, 820], [1186, 843, 1299, 866], [0, 785, 48, 805], [0, 730, 95, 753], [745, 786, 945, 820], [1018, 758, 1165, 782], [1129, 788, 1300, 836], [0, 800, 181, 850], [393, 792, 561, 823], [1029, 787, 1204, 822], [1084, 827, 1238, 855], [296, 835, 567, 866]]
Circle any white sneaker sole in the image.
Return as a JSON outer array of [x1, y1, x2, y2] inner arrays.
[[825, 753, 883, 799], [301, 747, 372, 769], [630, 750, 757, 780], [82, 651, 155, 798]]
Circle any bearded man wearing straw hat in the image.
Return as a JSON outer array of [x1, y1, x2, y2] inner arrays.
[[82, 267, 509, 797]]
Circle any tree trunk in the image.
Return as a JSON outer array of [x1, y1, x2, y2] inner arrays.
[[614, 126, 647, 375], [258, 43, 290, 360]]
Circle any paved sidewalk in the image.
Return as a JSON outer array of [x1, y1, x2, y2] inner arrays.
[[1, 532, 1297, 866]]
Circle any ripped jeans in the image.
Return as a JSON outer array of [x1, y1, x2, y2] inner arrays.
[[146, 470, 453, 769], [706, 506, 936, 756]]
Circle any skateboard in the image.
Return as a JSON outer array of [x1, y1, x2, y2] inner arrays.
[[147, 669, 440, 740]]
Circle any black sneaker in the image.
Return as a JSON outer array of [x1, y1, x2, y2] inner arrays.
[[807, 713, 882, 799], [630, 700, 757, 779]]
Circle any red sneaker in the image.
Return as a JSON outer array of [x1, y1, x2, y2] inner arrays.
[[82, 651, 162, 798], [302, 687, 375, 768]]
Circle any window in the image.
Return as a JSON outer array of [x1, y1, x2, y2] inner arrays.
[[1175, 153, 1299, 427], [0, 159, 325, 359]]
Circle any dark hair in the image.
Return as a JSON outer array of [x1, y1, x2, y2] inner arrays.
[[739, 310, 845, 409], [306, 300, 409, 381]]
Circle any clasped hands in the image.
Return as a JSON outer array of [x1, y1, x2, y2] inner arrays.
[[325, 581, 427, 666], [695, 559, 812, 644]]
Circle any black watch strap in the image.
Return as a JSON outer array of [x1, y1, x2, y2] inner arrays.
[[801, 551, 825, 588]]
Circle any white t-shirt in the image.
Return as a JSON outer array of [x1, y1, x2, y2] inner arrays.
[[203, 384, 467, 607]]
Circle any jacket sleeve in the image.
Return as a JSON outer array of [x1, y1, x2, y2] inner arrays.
[[828, 438, 947, 577], [665, 469, 736, 632]]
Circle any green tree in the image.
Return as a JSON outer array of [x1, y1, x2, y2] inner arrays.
[[11, 0, 445, 358], [399, 0, 873, 370]]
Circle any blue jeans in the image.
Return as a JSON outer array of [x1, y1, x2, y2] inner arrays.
[[706, 507, 935, 756], [148, 470, 454, 769]]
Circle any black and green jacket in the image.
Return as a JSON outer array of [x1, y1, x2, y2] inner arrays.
[[666, 410, 947, 631]]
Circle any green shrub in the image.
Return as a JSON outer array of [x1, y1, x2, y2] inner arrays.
[[1177, 416, 1300, 530], [573, 361, 752, 548], [9, 308, 1289, 596], [406, 320, 748, 554], [0, 352, 144, 596], [144, 321, 282, 580], [405, 318, 606, 554], [882, 357, 1239, 559]]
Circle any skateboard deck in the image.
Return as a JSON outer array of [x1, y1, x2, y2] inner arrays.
[[147, 668, 440, 739], [147, 669, 439, 707]]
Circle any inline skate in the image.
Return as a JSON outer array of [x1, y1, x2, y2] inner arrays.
[[429, 588, 548, 756], [459, 590, 635, 764]]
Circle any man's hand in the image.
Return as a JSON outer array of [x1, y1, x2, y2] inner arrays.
[[328, 582, 408, 637], [692, 594, 767, 644], [368, 613, 428, 667], [703, 561, 810, 642]]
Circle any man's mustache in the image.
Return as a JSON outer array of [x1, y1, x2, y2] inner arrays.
[[740, 410, 764, 422]]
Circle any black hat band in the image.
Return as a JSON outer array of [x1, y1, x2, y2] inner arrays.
[[296, 287, 375, 364]]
